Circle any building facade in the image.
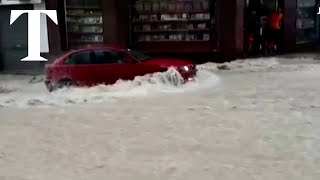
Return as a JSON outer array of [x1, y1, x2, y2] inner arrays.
[[48, 0, 245, 60], [0, 0, 319, 73], [48, 0, 320, 59]]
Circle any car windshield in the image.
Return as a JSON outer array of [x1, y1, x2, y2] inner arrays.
[[128, 50, 151, 61]]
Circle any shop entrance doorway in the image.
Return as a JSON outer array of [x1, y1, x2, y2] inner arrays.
[[244, 0, 283, 56]]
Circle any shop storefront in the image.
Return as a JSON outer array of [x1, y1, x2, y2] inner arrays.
[[1, 0, 319, 74], [48, 0, 320, 62], [55, 0, 129, 51], [56, 0, 220, 54], [53, 0, 244, 59], [129, 0, 218, 53], [275, 0, 320, 52], [243, 0, 320, 55]]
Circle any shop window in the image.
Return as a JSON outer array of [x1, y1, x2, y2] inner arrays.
[[131, 0, 211, 42], [93, 50, 128, 64], [296, 0, 320, 44], [65, 0, 104, 49], [130, 0, 216, 48], [130, 50, 151, 61]]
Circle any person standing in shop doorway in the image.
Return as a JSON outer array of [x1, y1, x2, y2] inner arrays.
[[265, 9, 283, 55], [246, 2, 260, 54]]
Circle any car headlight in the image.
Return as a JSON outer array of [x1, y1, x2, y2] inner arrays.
[[182, 66, 189, 71]]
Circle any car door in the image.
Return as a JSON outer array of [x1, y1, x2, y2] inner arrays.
[[125, 50, 166, 77], [130, 62, 166, 78], [63, 50, 97, 86], [92, 49, 137, 84]]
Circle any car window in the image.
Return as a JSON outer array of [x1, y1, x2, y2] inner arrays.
[[65, 51, 92, 65], [92, 50, 127, 64], [128, 50, 151, 61]]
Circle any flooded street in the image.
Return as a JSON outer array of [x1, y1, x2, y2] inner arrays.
[[0, 57, 320, 180]]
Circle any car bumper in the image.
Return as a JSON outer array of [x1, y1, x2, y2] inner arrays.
[[180, 69, 197, 83]]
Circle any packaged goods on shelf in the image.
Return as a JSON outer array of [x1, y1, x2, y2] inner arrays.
[[65, 0, 104, 48], [203, 33, 210, 41], [144, 2, 152, 11], [159, 2, 167, 11], [197, 23, 206, 29], [135, 2, 144, 12], [184, 2, 192, 11], [152, 2, 160, 11], [168, 2, 176, 11]]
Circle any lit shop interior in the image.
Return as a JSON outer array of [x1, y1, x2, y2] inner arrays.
[[129, 0, 218, 52], [64, 0, 104, 49]]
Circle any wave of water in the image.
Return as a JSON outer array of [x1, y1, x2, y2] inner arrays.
[[0, 68, 220, 108]]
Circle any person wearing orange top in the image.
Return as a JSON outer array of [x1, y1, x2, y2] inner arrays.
[[265, 9, 283, 50], [268, 10, 283, 30]]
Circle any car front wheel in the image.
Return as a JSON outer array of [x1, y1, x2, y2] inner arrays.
[[57, 80, 73, 89]]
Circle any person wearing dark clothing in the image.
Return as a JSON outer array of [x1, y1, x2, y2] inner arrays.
[[246, 4, 260, 53], [246, 2, 273, 54], [265, 9, 283, 49]]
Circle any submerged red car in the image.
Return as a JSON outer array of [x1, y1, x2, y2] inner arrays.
[[45, 45, 197, 91]]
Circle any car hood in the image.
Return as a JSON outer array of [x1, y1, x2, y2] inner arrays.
[[141, 58, 193, 67]]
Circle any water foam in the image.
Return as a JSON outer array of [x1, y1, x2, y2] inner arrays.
[[0, 68, 220, 108]]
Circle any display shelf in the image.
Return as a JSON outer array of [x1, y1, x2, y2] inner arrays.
[[68, 32, 103, 35], [133, 19, 209, 23], [67, 14, 103, 17], [296, 40, 315, 44], [66, 6, 101, 10], [69, 41, 104, 43], [297, 0, 317, 8], [297, 27, 315, 30], [136, 33, 210, 42], [69, 40, 104, 44], [134, 29, 210, 33], [134, 10, 210, 15], [67, 22, 103, 26], [130, 0, 214, 52], [296, 0, 319, 44], [138, 40, 209, 42], [298, 5, 315, 9], [65, 0, 104, 49]]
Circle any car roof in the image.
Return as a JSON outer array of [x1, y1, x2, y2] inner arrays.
[[70, 45, 126, 53], [51, 45, 128, 65]]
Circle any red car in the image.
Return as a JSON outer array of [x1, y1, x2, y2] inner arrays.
[[45, 45, 197, 92]]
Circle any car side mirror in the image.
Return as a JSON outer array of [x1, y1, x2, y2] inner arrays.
[[65, 56, 73, 64]]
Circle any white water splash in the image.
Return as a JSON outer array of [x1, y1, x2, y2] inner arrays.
[[0, 68, 219, 108]]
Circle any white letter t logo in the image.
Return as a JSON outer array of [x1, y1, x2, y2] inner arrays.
[[10, 10, 58, 61]]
